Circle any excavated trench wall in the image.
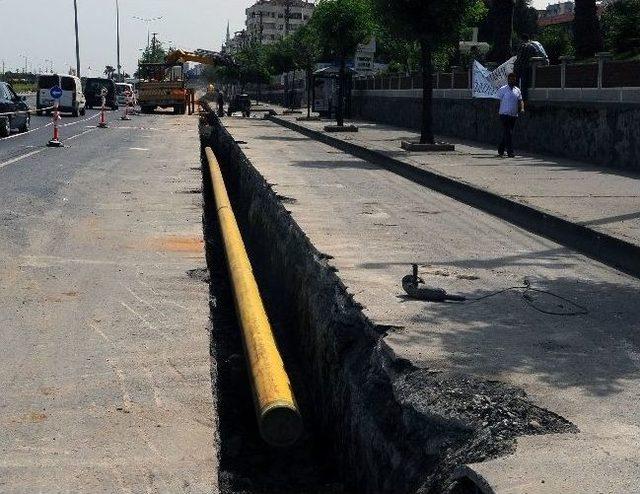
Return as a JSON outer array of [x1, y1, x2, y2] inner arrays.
[[199, 113, 577, 494]]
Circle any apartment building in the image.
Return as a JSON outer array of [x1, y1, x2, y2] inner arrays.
[[245, 0, 315, 45]]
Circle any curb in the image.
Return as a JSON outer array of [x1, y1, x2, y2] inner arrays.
[[269, 115, 640, 280]]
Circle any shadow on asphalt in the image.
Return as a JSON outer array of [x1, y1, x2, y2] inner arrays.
[[395, 275, 640, 398]]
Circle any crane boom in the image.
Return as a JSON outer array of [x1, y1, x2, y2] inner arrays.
[[165, 49, 234, 67]]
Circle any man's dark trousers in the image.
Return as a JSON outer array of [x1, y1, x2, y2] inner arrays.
[[499, 114, 517, 156], [519, 69, 531, 101]]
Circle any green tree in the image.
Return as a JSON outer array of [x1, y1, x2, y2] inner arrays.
[[376, 1, 486, 76], [138, 42, 167, 65], [291, 25, 323, 118], [375, 27, 420, 74], [310, 0, 374, 127], [204, 64, 240, 87], [601, 0, 640, 55], [574, 0, 602, 59], [538, 25, 575, 64], [513, 0, 539, 39], [136, 40, 169, 79], [372, 0, 479, 144], [235, 43, 272, 90], [266, 36, 297, 107], [489, 0, 516, 63], [267, 37, 296, 75]]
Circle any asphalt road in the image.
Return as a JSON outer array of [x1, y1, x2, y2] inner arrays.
[[0, 110, 217, 491], [0, 96, 102, 170]]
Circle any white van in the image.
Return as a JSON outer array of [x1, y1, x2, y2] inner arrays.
[[36, 74, 86, 117]]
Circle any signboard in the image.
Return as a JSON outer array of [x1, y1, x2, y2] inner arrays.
[[50, 86, 63, 100], [354, 37, 377, 74], [472, 57, 516, 99]]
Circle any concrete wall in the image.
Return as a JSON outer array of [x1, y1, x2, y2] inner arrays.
[[351, 91, 640, 171]]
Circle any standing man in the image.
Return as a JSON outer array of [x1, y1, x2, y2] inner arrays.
[[514, 34, 549, 101], [217, 89, 225, 118], [497, 72, 524, 158]]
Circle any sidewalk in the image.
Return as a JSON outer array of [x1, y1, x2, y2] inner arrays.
[[269, 108, 640, 249], [220, 115, 640, 493]]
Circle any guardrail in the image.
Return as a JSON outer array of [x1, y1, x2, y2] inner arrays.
[[203, 145, 302, 448]]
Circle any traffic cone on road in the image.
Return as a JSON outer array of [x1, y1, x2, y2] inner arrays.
[[47, 102, 63, 147], [98, 97, 108, 128]]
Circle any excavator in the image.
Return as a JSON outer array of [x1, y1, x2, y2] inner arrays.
[[137, 49, 233, 115]]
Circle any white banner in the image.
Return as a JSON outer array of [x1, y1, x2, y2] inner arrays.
[[472, 57, 516, 99]]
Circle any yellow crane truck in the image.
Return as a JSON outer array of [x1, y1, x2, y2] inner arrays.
[[137, 50, 232, 115]]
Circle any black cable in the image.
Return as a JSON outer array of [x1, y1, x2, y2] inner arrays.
[[402, 265, 588, 317], [463, 283, 589, 316]]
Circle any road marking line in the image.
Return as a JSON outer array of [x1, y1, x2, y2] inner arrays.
[[124, 286, 167, 319], [64, 128, 96, 141], [62, 113, 99, 127], [88, 322, 111, 342], [0, 149, 47, 169], [129, 147, 149, 151], [0, 127, 97, 170], [0, 113, 98, 142], [2, 122, 53, 140]]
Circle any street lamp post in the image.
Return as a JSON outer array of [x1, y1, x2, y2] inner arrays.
[[116, 0, 121, 81], [73, 0, 81, 77], [133, 16, 163, 49]]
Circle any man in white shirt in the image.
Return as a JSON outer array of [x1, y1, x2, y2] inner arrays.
[[497, 73, 525, 158]]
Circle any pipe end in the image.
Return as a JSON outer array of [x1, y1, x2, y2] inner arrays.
[[260, 402, 303, 448]]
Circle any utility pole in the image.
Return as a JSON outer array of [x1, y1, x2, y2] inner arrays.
[[116, 0, 122, 81], [284, 0, 291, 37], [73, 0, 81, 77], [257, 10, 265, 101], [283, 0, 293, 108]]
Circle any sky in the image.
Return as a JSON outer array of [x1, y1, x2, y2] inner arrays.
[[1, 0, 553, 77], [1, 0, 254, 77]]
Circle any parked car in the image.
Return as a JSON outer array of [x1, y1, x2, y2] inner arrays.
[[0, 81, 31, 137], [115, 83, 136, 107], [84, 78, 118, 110], [36, 74, 86, 117]]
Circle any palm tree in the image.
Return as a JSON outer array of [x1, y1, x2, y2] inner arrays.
[[574, 0, 602, 59], [104, 65, 116, 79]]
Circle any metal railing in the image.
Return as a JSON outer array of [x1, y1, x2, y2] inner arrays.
[[353, 54, 640, 91]]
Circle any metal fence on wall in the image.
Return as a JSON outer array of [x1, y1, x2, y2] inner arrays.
[[354, 55, 640, 91]]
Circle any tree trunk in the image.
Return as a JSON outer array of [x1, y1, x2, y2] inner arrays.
[[306, 69, 312, 118], [492, 0, 515, 63], [574, 0, 602, 59], [336, 57, 345, 127], [284, 72, 289, 109], [420, 41, 434, 145]]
